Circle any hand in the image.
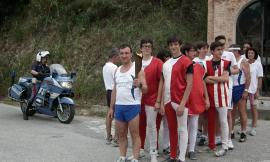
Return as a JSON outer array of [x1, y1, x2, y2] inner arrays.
[[154, 102, 160, 111], [159, 104, 165, 116], [205, 99, 210, 110], [133, 79, 140, 88], [176, 104, 185, 116], [255, 91, 260, 99], [242, 91, 248, 99], [108, 108, 114, 120]]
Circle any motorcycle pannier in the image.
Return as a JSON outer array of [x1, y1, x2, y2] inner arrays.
[[8, 84, 26, 101]]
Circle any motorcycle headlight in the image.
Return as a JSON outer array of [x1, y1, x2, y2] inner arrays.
[[60, 82, 72, 89]]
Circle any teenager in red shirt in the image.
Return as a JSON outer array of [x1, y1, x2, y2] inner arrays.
[[161, 36, 193, 162]]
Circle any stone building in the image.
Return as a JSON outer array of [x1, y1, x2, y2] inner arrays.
[[208, 0, 270, 96]]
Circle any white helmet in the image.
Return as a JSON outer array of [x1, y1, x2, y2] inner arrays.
[[36, 50, 50, 62]]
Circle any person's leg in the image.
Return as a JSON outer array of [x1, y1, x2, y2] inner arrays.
[[116, 120, 128, 157], [145, 105, 158, 151], [177, 108, 188, 161], [165, 103, 178, 159], [128, 115, 141, 160], [188, 115, 199, 152], [216, 107, 229, 150], [238, 98, 248, 132], [156, 113, 163, 150], [231, 104, 237, 135], [207, 107, 216, 150], [249, 94, 258, 135], [139, 105, 147, 149], [106, 90, 113, 142]]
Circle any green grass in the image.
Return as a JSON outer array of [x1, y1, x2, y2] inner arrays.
[[0, 0, 207, 107]]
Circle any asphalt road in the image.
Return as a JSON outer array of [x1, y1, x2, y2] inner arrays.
[[0, 103, 270, 162]]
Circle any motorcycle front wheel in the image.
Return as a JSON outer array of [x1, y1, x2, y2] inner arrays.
[[56, 103, 75, 124]]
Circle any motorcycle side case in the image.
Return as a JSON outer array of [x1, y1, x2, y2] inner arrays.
[[8, 84, 26, 101]]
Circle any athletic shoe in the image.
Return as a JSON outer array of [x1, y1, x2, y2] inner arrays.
[[130, 159, 138, 162], [214, 148, 227, 157], [127, 149, 145, 161], [116, 157, 126, 162], [163, 147, 171, 155], [188, 151, 197, 160], [106, 135, 112, 145], [112, 139, 119, 147], [150, 149, 158, 162], [198, 135, 207, 146], [249, 128, 257, 136], [228, 139, 234, 150], [239, 132, 247, 142]]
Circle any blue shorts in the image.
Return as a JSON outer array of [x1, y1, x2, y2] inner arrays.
[[114, 104, 141, 122], [232, 84, 245, 104]]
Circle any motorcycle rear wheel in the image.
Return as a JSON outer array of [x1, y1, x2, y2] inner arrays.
[[56, 103, 75, 124]]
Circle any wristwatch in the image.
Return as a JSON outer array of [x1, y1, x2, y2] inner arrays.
[[244, 88, 248, 92]]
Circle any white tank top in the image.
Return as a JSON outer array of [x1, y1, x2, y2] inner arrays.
[[115, 62, 141, 105], [233, 57, 246, 86]]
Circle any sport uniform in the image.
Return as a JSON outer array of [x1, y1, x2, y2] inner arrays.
[[114, 62, 141, 122], [187, 62, 206, 153], [206, 59, 230, 150], [232, 58, 246, 104], [163, 55, 193, 161], [139, 56, 163, 153], [103, 62, 118, 106]]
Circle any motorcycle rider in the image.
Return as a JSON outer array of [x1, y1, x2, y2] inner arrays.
[[24, 50, 50, 120]]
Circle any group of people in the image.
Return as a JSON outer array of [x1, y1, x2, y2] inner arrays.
[[102, 35, 264, 162]]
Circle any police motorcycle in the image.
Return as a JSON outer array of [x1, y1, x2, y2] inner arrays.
[[8, 64, 76, 124]]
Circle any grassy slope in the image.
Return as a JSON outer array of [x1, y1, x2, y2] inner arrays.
[[0, 0, 207, 107]]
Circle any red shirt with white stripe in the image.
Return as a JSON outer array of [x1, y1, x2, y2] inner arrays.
[[187, 63, 206, 115], [141, 57, 163, 107], [206, 59, 230, 108], [171, 55, 193, 104]]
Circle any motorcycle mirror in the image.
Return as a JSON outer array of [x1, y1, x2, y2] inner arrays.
[[52, 72, 58, 78], [71, 72, 76, 79]]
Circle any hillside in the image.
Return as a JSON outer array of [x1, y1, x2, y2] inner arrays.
[[0, 0, 207, 107]]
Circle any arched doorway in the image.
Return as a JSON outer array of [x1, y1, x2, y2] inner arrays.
[[236, 0, 270, 96]]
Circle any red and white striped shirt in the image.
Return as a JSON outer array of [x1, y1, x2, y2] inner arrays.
[[206, 59, 230, 108]]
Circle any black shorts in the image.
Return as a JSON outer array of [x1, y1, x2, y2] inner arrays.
[[106, 90, 112, 107]]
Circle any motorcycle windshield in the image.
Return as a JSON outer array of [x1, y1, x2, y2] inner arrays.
[[50, 64, 68, 76]]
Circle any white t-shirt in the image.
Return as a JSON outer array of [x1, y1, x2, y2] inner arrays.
[[115, 62, 141, 105], [248, 62, 264, 94], [102, 62, 118, 90], [221, 51, 237, 89], [162, 57, 181, 104], [193, 55, 211, 68], [142, 56, 153, 69]]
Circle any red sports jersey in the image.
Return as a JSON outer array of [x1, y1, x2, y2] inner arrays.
[[170, 55, 193, 105], [187, 63, 206, 115], [206, 59, 230, 108], [141, 57, 163, 106]]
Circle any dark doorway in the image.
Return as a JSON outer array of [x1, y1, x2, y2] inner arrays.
[[236, 0, 270, 96]]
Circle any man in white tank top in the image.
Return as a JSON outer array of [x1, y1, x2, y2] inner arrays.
[[108, 44, 147, 162], [229, 45, 250, 143]]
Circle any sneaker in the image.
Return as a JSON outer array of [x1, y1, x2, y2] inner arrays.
[[163, 147, 171, 155], [198, 135, 207, 146], [214, 148, 227, 157], [188, 151, 197, 160], [150, 149, 158, 162], [116, 156, 126, 162], [249, 128, 257, 136], [112, 139, 119, 147], [106, 135, 112, 145], [131, 159, 138, 162], [228, 139, 234, 150], [127, 149, 145, 161], [239, 132, 247, 142]]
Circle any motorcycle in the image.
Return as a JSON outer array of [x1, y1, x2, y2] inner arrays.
[[8, 64, 76, 124]]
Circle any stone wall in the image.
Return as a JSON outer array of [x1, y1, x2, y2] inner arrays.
[[207, 0, 255, 47]]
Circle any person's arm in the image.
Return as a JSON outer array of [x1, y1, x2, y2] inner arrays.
[[176, 73, 193, 116], [230, 64, 239, 75], [159, 73, 165, 115], [207, 71, 229, 83], [255, 63, 264, 99], [241, 60, 250, 99], [205, 76, 215, 84], [108, 85, 116, 119], [137, 69, 148, 94], [203, 81, 210, 110], [154, 74, 163, 110]]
